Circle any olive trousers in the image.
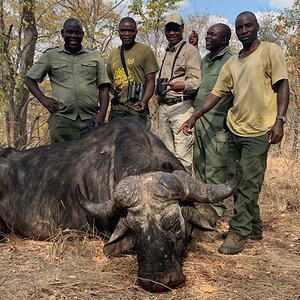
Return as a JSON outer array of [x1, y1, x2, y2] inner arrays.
[[227, 132, 269, 237], [194, 121, 229, 216], [48, 115, 90, 143], [109, 108, 150, 130]]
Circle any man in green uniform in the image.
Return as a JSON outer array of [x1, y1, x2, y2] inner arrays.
[[192, 24, 234, 218], [25, 18, 111, 143], [106, 17, 159, 128], [178, 11, 289, 255]]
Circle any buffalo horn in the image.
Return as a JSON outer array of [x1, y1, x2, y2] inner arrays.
[[174, 161, 243, 203], [76, 184, 115, 219]]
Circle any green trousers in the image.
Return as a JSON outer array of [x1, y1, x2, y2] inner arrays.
[[194, 121, 230, 216], [48, 115, 90, 143], [227, 132, 269, 237], [109, 108, 150, 130]]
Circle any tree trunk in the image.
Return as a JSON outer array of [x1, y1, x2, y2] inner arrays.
[[0, 0, 16, 146], [14, 0, 37, 148]]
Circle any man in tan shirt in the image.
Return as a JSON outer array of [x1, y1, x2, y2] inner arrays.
[[156, 13, 201, 173]]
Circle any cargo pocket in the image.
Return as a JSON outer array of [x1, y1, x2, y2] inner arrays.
[[51, 63, 68, 81], [215, 130, 229, 156], [81, 62, 97, 81]]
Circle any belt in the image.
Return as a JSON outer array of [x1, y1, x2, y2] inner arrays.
[[159, 96, 191, 106]]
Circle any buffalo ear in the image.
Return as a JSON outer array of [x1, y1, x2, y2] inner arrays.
[[181, 203, 218, 230], [103, 233, 134, 257], [103, 218, 134, 257]]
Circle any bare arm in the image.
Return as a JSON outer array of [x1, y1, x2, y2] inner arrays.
[[268, 79, 290, 144], [24, 76, 60, 114], [95, 85, 110, 125], [177, 93, 221, 135]]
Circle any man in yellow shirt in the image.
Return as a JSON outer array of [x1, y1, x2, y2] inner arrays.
[[178, 11, 289, 255]]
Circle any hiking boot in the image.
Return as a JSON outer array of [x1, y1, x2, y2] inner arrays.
[[218, 232, 247, 255], [221, 229, 263, 241], [247, 231, 263, 240]]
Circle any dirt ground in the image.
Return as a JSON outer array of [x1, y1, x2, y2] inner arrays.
[[0, 156, 299, 300]]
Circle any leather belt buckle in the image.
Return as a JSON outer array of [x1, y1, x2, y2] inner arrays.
[[159, 96, 186, 106]]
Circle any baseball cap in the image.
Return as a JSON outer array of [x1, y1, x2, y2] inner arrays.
[[164, 13, 184, 26]]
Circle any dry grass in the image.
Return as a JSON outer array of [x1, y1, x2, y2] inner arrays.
[[0, 155, 299, 300]]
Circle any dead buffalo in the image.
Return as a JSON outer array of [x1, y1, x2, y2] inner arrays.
[[0, 118, 242, 292]]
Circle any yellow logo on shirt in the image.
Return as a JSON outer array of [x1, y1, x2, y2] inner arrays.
[[114, 67, 133, 87], [127, 58, 134, 65]]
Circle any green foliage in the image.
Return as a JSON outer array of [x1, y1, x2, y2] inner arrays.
[[275, 0, 300, 156], [128, 0, 181, 56], [258, 18, 282, 45], [129, 0, 179, 30]]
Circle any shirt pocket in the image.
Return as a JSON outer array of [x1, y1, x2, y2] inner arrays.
[[80, 62, 97, 81], [51, 63, 68, 81]]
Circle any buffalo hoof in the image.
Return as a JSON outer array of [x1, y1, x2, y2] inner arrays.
[[136, 270, 186, 292]]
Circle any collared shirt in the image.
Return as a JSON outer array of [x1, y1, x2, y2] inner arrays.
[[26, 46, 111, 120], [158, 39, 201, 99], [194, 46, 234, 132]]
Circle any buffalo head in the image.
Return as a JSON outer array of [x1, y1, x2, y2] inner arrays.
[[78, 162, 242, 292]]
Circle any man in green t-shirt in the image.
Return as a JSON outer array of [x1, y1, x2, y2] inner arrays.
[[179, 11, 289, 255], [25, 18, 111, 143], [106, 17, 159, 128]]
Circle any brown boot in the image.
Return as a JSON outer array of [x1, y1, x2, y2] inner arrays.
[[222, 229, 263, 240], [218, 232, 247, 255]]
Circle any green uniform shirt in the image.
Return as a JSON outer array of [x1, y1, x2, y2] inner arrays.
[[106, 42, 159, 112], [26, 46, 111, 120], [194, 46, 234, 132]]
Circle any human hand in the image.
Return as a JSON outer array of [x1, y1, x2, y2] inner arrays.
[[268, 121, 284, 144], [134, 100, 147, 112], [40, 96, 61, 114], [110, 84, 122, 96], [164, 81, 185, 93], [176, 116, 196, 135], [189, 30, 199, 46]]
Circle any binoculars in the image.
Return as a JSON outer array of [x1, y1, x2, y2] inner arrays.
[[128, 82, 144, 102], [155, 78, 168, 96]]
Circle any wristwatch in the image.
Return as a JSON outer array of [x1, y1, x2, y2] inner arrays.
[[277, 115, 287, 123]]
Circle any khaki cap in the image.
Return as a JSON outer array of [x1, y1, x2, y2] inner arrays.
[[164, 13, 184, 26]]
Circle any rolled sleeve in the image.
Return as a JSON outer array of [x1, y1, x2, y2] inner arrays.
[[183, 46, 201, 95]]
